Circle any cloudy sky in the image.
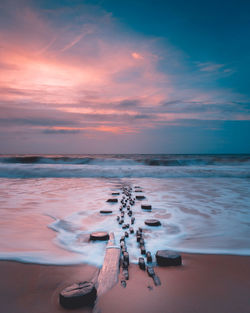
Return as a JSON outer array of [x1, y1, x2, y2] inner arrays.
[[0, 0, 250, 154]]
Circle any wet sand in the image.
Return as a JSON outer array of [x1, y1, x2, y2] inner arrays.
[[0, 254, 250, 313]]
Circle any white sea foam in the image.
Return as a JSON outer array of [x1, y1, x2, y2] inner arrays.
[[0, 177, 250, 266]]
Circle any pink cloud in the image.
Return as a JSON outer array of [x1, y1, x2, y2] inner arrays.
[[0, 0, 249, 148]]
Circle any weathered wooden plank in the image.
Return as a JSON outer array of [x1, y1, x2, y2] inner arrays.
[[96, 232, 120, 296]]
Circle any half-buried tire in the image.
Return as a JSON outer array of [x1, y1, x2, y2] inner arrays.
[[99, 210, 113, 214], [144, 219, 161, 226], [136, 195, 145, 200], [106, 198, 118, 203], [90, 232, 109, 241], [141, 204, 152, 210], [156, 250, 182, 266], [59, 281, 97, 309]]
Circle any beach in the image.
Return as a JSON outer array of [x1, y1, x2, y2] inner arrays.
[[1, 0, 250, 309], [0, 154, 250, 312], [0, 253, 250, 313]]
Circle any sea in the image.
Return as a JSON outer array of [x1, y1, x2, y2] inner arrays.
[[0, 154, 250, 267]]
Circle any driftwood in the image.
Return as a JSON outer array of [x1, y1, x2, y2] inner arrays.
[[96, 232, 121, 296]]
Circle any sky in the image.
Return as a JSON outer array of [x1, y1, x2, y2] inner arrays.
[[0, 0, 250, 154]]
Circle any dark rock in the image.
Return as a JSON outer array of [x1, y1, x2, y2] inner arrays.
[[141, 246, 146, 255], [153, 275, 161, 286], [155, 250, 182, 266], [136, 230, 142, 237], [121, 280, 127, 288], [122, 268, 129, 280], [121, 247, 127, 254], [146, 266, 155, 277], [90, 232, 109, 241], [144, 219, 161, 226], [141, 205, 152, 211], [120, 236, 125, 242], [138, 257, 145, 270], [100, 210, 113, 214], [122, 260, 129, 269], [146, 251, 152, 263], [106, 199, 118, 203], [139, 238, 145, 247], [123, 251, 129, 265], [59, 281, 97, 309]]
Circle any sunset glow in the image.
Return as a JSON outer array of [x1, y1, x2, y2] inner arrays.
[[0, 0, 249, 153]]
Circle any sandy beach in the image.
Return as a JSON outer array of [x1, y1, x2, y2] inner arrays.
[[1, 253, 250, 313]]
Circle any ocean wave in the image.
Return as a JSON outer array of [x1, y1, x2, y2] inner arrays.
[[0, 154, 250, 167], [0, 163, 250, 178], [0, 155, 93, 164]]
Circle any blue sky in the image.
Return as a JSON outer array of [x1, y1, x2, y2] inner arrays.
[[0, 0, 249, 153]]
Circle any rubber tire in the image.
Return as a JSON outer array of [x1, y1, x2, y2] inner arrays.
[[136, 195, 145, 200], [59, 281, 97, 309], [100, 210, 113, 214], [141, 205, 152, 210], [106, 198, 118, 203], [156, 250, 182, 266], [90, 232, 109, 241], [144, 219, 161, 226]]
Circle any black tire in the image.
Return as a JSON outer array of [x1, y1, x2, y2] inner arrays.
[[100, 210, 113, 214], [106, 198, 118, 203], [144, 219, 161, 226], [155, 250, 182, 266], [59, 281, 97, 309], [136, 195, 145, 200], [141, 204, 152, 210], [90, 232, 109, 241]]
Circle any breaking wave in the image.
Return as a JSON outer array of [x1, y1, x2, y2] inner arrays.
[[0, 154, 250, 166]]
